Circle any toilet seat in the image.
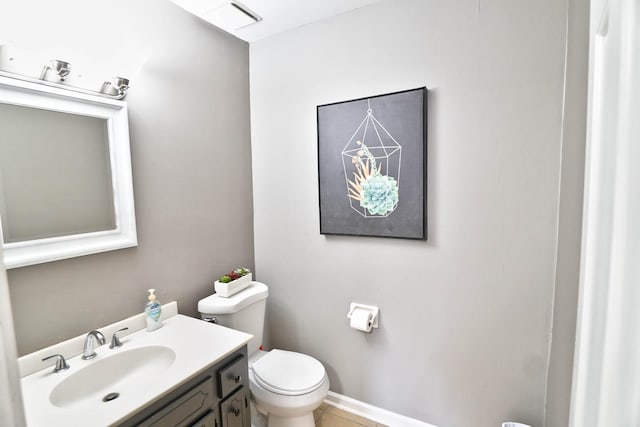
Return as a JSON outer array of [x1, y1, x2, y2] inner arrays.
[[250, 349, 326, 396]]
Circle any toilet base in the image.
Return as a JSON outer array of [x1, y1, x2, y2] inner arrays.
[[250, 401, 267, 427], [251, 395, 317, 427], [267, 412, 315, 427]]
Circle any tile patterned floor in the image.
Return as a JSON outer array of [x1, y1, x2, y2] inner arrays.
[[313, 403, 389, 427]]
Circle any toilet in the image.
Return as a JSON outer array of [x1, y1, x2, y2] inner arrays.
[[198, 281, 330, 427]]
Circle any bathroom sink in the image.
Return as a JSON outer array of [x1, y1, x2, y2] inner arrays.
[[20, 313, 253, 426], [49, 345, 175, 409]]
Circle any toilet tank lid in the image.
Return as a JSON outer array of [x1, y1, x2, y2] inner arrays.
[[198, 281, 269, 314]]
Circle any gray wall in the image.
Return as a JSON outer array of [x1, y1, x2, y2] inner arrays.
[[1, 0, 254, 356], [545, 0, 589, 425], [250, 1, 567, 426]]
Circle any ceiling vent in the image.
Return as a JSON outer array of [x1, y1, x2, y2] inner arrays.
[[204, 1, 263, 31]]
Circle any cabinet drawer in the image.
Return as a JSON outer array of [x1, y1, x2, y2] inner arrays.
[[138, 376, 215, 427], [217, 355, 245, 398], [220, 387, 249, 427]]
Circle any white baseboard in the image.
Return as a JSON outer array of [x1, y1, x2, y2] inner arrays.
[[324, 391, 438, 427]]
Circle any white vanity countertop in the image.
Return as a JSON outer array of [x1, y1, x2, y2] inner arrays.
[[20, 313, 252, 427]]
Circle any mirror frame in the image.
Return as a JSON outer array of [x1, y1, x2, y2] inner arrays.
[[0, 75, 137, 268]]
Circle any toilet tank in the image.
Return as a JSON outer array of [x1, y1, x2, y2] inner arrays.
[[198, 281, 269, 356]]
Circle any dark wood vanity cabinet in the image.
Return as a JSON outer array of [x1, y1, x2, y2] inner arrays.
[[217, 353, 251, 427], [120, 346, 250, 427]]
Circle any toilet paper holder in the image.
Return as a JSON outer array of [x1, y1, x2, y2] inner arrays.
[[347, 303, 379, 329]]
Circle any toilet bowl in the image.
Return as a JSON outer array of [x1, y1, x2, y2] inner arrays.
[[198, 282, 329, 427], [249, 350, 330, 427]]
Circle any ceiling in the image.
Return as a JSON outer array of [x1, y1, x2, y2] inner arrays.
[[168, 0, 383, 42]]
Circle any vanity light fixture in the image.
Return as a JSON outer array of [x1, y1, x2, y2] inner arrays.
[[39, 59, 71, 82], [100, 76, 130, 97], [28, 58, 131, 99]]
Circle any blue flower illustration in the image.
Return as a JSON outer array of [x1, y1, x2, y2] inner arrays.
[[360, 174, 399, 215]]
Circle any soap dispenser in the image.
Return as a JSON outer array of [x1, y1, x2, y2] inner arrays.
[[145, 289, 162, 331]]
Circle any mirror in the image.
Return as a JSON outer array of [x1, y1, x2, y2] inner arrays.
[[0, 75, 136, 268]]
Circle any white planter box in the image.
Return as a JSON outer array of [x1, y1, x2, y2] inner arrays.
[[214, 273, 252, 298]]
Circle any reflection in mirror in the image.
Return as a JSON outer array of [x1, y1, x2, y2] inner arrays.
[[0, 104, 116, 243], [0, 75, 137, 268]]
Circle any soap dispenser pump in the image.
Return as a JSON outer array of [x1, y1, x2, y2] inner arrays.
[[145, 289, 162, 332]]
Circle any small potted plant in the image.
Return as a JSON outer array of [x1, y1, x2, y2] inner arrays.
[[214, 267, 252, 298]]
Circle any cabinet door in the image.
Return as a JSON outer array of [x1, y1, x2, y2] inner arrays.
[[219, 387, 250, 427], [138, 376, 215, 427]]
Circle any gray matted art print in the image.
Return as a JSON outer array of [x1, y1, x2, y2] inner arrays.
[[317, 87, 427, 240]]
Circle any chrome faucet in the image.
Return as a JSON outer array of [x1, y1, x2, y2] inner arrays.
[[82, 330, 106, 360]]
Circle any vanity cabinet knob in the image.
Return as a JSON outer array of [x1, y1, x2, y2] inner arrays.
[[231, 375, 241, 383], [230, 407, 240, 416]]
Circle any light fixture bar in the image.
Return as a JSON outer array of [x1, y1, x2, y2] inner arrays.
[[0, 69, 127, 100]]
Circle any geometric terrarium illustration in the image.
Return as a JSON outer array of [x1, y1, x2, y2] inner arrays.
[[342, 100, 401, 217], [317, 87, 426, 240]]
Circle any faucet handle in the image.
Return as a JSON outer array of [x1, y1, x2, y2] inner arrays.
[[109, 327, 129, 349], [42, 354, 69, 373]]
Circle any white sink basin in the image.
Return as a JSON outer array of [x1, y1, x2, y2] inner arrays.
[[49, 345, 175, 409], [20, 313, 253, 427]]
